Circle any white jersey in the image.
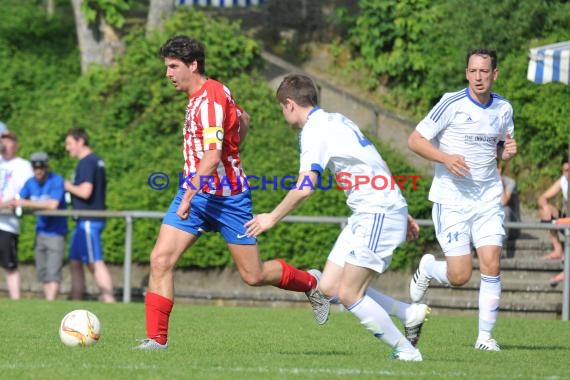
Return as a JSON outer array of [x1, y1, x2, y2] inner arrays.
[[299, 108, 407, 213], [416, 88, 514, 205], [0, 157, 33, 234]]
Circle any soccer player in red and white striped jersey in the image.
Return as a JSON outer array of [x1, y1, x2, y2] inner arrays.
[[136, 36, 329, 350]]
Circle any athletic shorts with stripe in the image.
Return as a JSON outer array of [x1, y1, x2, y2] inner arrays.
[[163, 189, 257, 245], [69, 219, 106, 263], [328, 207, 408, 274]]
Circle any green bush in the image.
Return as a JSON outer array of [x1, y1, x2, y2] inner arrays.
[[3, 6, 432, 270], [329, 0, 570, 206]]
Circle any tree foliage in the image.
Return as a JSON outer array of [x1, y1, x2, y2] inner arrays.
[[1, 5, 432, 270], [80, 0, 130, 28], [335, 0, 570, 205]]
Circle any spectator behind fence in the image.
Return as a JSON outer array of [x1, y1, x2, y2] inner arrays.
[[64, 128, 115, 303], [15, 152, 67, 300], [0, 128, 34, 299], [499, 164, 521, 241], [537, 156, 568, 261]]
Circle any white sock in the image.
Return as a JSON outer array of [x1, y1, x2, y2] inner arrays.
[[426, 259, 450, 286], [366, 287, 408, 323], [478, 274, 501, 341], [348, 295, 412, 349]]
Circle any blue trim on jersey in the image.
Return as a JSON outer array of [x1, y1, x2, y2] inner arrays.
[[430, 90, 466, 122], [307, 106, 321, 118], [310, 163, 323, 174], [466, 88, 494, 109]]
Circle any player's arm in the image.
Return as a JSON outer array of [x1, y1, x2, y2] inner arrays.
[[499, 134, 517, 161], [406, 214, 420, 241], [238, 109, 250, 146], [177, 149, 221, 220], [408, 130, 469, 176], [245, 170, 318, 237]]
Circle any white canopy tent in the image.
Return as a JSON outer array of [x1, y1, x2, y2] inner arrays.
[[527, 41, 570, 320]]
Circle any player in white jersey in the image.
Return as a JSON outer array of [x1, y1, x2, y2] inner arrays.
[[408, 48, 517, 352], [245, 74, 428, 362]]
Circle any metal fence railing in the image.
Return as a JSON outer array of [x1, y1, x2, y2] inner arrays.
[[23, 210, 570, 320]]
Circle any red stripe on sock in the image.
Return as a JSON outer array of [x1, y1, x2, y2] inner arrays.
[[275, 259, 315, 292], [145, 292, 174, 345]]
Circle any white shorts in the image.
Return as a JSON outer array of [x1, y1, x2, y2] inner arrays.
[[328, 207, 407, 274], [433, 201, 504, 256]]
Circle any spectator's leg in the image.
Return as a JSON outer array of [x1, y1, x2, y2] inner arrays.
[[539, 204, 563, 259], [70, 260, 85, 300]]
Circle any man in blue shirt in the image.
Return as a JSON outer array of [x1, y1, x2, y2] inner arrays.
[[16, 152, 67, 300]]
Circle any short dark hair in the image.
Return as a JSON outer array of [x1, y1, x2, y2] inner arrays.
[[276, 74, 319, 107], [562, 156, 569, 165], [159, 35, 205, 75], [466, 48, 498, 70], [66, 127, 89, 146]]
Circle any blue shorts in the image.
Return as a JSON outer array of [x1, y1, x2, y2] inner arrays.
[[163, 189, 257, 245], [69, 220, 105, 263]]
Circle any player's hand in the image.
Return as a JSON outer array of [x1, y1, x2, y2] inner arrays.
[[502, 134, 517, 160], [444, 154, 470, 177], [244, 213, 276, 237], [406, 214, 420, 241], [176, 197, 191, 220]]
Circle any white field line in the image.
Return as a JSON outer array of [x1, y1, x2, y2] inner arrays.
[[0, 363, 564, 379]]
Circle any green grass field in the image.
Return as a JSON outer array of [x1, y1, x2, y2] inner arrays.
[[1, 299, 568, 380]]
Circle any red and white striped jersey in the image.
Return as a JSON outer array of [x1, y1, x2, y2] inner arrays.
[[182, 79, 247, 196]]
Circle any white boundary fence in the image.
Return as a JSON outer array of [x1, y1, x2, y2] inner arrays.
[[33, 209, 570, 320]]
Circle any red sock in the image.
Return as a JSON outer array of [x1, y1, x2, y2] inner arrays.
[[275, 259, 316, 292], [145, 292, 174, 345]]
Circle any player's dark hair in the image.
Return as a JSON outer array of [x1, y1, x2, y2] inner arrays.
[[159, 35, 205, 75], [276, 74, 318, 107], [66, 127, 89, 146], [466, 48, 498, 70]]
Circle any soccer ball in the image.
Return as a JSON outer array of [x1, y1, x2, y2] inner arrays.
[[59, 309, 101, 347]]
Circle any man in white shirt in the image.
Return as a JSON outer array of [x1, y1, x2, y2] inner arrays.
[[246, 74, 428, 362], [0, 129, 34, 299], [408, 48, 517, 352]]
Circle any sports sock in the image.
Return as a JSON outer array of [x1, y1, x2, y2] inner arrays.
[[366, 287, 408, 322], [145, 291, 174, 345], [275, 259, 315, 292], [478, 274, 501, 341], [427, 259, 450, 285], [347, 295, 411, 348]]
